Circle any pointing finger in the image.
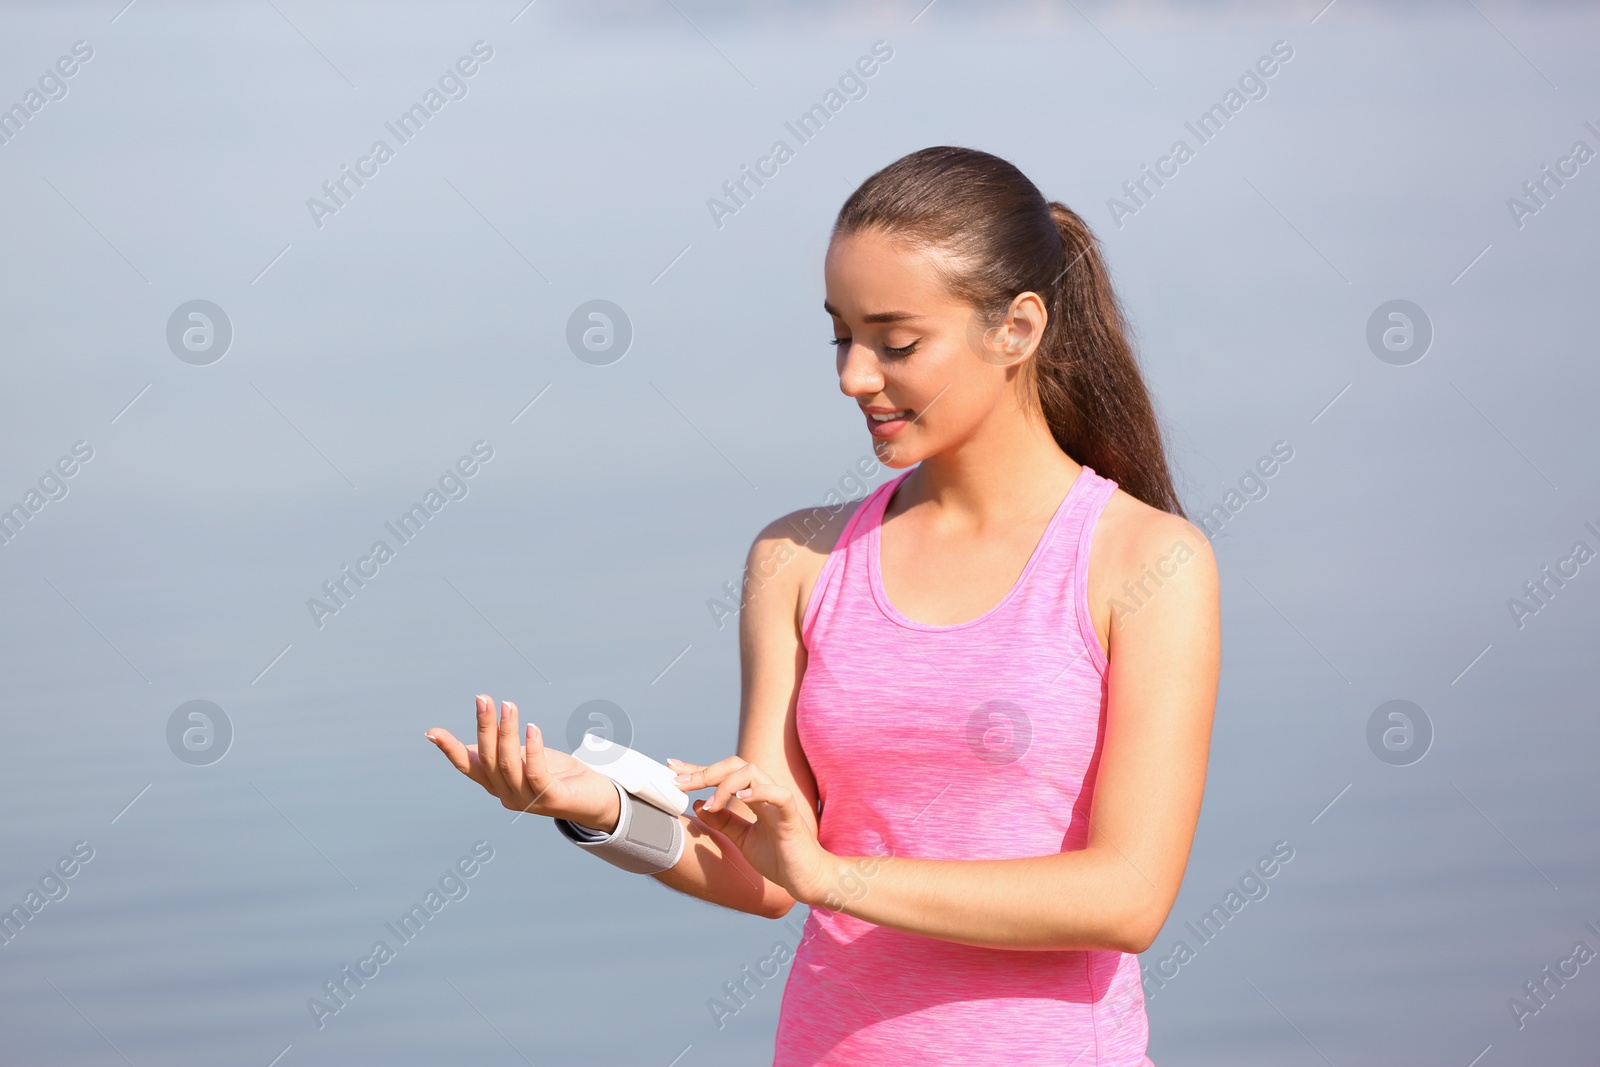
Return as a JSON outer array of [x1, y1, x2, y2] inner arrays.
[[673, 755, 748, 792]]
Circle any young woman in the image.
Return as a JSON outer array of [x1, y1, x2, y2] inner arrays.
[[428, 146, 1219, 1065]]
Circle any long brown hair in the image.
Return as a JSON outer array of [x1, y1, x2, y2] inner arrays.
[[833, 146, 1185, 517]]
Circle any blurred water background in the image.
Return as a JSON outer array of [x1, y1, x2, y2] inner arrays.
[[1, 1, 1597, 1063]]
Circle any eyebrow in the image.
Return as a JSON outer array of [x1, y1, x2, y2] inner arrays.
[[822, 300, 923, 324]]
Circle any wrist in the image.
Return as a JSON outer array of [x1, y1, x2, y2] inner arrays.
[[798, 849, 849, 910], [553, 780, 685, 875], [567, 779, 623, 835]]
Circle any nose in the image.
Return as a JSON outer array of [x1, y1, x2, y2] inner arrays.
[[837, 341, 884, 399]]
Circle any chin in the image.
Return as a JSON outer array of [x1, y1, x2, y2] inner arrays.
[[873, 439, 923, 468]]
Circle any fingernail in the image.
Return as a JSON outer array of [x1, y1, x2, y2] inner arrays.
[[665, 757, 683, 766], [425, 733, 435, 742], [674, 773, 691, 784], [736, 788, 753, 799]]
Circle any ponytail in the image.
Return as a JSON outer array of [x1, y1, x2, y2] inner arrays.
[[834, 147, 1185, 517], [1036, 201, 1184, 516]]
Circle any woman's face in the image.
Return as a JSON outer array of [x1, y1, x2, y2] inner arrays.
[[824, 228, 1035, 468]]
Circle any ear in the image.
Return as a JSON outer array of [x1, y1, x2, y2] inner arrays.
[[973, 291, 1048, 367]]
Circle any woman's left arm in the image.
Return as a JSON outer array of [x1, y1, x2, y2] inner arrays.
[[685, 511, 1220, 954]]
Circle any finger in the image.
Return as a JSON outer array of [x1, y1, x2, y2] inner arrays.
[[427, 729, 488, 786], [521, 722, 556, 809], [476, 694, 503, 791], [496, 701, 524, 794], [704, 766, 757, 814], [730, 781, 794, 820], [694, 797, 755, 844], [673, 755, 748, 792], [700, 761, 774, 812]]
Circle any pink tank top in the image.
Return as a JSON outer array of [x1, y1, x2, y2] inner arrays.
[[773, 464, 1152, 1066]]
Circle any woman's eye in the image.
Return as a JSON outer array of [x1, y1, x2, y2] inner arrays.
[[830, 336, 918, 356]]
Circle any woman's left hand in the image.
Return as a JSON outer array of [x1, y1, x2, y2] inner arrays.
[[667, 755, 838, 907]]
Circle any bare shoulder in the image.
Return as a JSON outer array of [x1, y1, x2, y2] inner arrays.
[[1096, 488, 1215, 574], [745, 498, 869, 631], [1086, 487, 1219, 654]]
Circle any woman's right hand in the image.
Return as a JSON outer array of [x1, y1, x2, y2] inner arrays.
[[426, 694, 621, 833]]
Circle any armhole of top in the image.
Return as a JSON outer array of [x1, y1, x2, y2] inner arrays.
[[799, 484, 886, 646], [1074, 476, 1114, 678]]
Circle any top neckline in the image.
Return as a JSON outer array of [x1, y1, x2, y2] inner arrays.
[[867, 465, 1094, 632]]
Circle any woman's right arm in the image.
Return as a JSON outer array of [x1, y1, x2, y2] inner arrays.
[[646, 512, 832, 919]]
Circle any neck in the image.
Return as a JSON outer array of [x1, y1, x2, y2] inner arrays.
[[896, 392, 1082, 524]]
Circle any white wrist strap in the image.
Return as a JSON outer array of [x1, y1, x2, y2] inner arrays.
[[553, 778, 685, 874]]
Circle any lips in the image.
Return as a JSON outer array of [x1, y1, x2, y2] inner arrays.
[[862, 407, 913, 438]]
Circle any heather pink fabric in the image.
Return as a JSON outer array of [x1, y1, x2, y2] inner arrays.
[[773, 464, 1153, 1066]]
